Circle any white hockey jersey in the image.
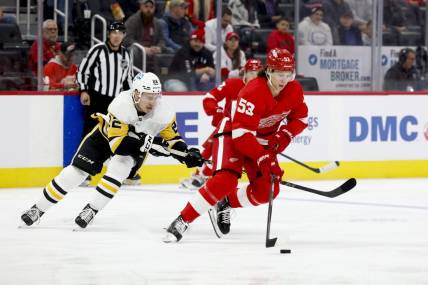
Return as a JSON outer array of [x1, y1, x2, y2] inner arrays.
[[95, 90, 182, 154]]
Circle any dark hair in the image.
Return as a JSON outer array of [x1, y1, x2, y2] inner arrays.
[[399, 48, 415, 64], [257, 67, 268, 79], [276, 17, 289, 24], [222, 7, 232, 17], [224, 43, 242, 70]]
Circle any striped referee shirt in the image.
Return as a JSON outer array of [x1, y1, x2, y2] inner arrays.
[[77, 42, 133, 97]]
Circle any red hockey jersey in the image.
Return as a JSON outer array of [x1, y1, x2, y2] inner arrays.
[[231, 77, 308, 161], [202, 78, 245, 118]]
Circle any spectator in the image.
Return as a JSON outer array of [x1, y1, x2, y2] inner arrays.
[[362, 19, 372, 45], [298, 6, 333, 46], [404, 0, 425, 26], [159, 0, 193, 53], [383, 0, 406, 33], [43, 42, 78, 91], [124, 0, 164, 72], [213, 32, 246, 80], [29, 20, 61, 74], [384, 48, 421, 91], [256, 0, 283, 28], [337, 11, 362, 45], [267, 17, 295, 54], [346, 0, 372, 27], [0, 6, 17, 24], [204, 7, 233, 53], [166, 29, 216, 91], [228, 0, 259, 28], [321, 0, 352, 40]]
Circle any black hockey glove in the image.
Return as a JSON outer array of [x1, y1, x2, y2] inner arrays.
[[184, 148, 204, 168], [149, 137, 170, 157]]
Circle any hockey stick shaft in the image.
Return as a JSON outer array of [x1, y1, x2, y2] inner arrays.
[[266, 175, 277, 248], [167, 148, 212, 164], [280, 178, 357, 198], [278, 153, 339, 174]]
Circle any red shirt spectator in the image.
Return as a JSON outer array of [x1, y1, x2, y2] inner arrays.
[[29, 19, 61, 74], [43, 42, 78, 90], [267, 18, 295, 54]]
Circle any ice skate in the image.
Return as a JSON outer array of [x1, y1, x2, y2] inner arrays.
[[180, 174, 207, 191], [74, 204, 98, 228], [21, 205, 44, 226], [163, 215, 189, 243], [123, 174, 141, 186], [208, 198, 231, 238]]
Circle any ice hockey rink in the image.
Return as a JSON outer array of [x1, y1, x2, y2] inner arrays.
[[0, 178, 427, 285]]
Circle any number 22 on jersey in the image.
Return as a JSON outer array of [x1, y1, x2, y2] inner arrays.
[[236, 98, 255, 116]]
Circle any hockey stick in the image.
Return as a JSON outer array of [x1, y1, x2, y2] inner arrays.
[[278, 153, 339, 174], [266, 175, 277, 248], [159, 148, 212, 165], [280, 178, 357, 198]]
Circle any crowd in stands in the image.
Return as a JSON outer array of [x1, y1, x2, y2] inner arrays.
[[0, 0, 427, 91]]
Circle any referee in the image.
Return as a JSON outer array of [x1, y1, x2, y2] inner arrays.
[[77, 21, 133, 136]]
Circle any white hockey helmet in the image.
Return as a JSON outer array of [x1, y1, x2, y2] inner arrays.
[[132, 72, 162, 94]]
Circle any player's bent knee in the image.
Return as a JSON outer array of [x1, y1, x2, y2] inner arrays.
[[206, 170, 238, 200], [106, 155, 135, 182], [252, 181, 280, 204], [56, 165, 89, 190]]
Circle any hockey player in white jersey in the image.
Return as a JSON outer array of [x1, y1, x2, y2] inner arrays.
[[21, 72, 204, 228]]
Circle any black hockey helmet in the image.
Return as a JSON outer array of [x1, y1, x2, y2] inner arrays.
[[107, 21, 126, 33]]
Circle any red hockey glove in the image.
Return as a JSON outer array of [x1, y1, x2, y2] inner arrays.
[[256, 152, 284, 180], [268, 128, 292, 154], [211, 107, 225, 127]]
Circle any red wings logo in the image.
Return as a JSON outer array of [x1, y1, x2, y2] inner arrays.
[[258, 112, 290, 128]]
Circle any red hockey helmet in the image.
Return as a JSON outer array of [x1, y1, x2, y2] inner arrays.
[[244, 59, 263, 72], [266, 48, 294, 72]]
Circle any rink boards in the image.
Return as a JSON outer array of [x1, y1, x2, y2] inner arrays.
[[0, 91, 427, 187]]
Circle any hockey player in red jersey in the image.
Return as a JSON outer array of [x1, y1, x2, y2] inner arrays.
[[180, 59, 263, 190], [164, 48, 308, 242]]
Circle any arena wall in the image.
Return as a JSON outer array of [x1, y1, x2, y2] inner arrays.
[[0, 91, 427, 188]]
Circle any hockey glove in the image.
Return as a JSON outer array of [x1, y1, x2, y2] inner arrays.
[[256, 152, 284, 180], [211, 107, 225, 127], [149, 137, 170, 157], [184, 148, 204, 168], [139, 134, 154, 154], [268, 128, 292, 154]]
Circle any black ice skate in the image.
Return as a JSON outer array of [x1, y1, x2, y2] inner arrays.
[[21, 205, 44, 226], [163, 215, 189, 243], [208, 198, 231, 238], [75, 204, 98, 228]]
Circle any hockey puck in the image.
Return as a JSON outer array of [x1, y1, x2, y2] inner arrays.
[[280, 249, 291, 254]]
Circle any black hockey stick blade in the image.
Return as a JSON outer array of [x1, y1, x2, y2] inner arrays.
[[266, 237, 277, 248], [280, 178, 357, 198]]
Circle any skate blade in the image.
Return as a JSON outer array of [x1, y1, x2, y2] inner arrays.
[[208, 209, 223, 239], [162, 232, 179, 243]]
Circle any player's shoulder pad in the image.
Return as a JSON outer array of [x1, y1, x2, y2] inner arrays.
[[285, 80, 304, 98], [151, 98, 175, 125], [107, 90, 138, 124]]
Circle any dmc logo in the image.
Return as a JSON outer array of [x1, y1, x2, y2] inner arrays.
[[424, 123, 428, 140], [309, 54, 317, 65], [349, 116, 418, 142], [382, 55, 388, 66]]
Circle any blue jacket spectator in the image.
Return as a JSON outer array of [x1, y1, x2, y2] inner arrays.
[[159, 0, 193, 52], [337, 11, 362, 45]]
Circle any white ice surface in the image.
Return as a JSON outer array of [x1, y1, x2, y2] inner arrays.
[[1, 178, 428, 285]]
